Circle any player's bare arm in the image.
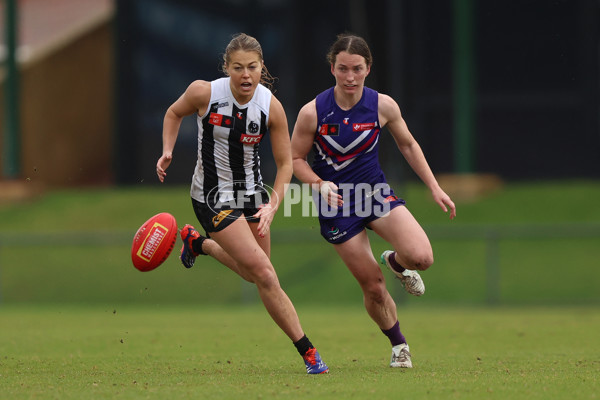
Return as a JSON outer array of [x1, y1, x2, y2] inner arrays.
[[157, 80, 211, 182], [291, 100, 318, 184], [266, 95, 293, 211], [253, 95, 293, 237], [380, 94, 456, 219], [291, 101, 343, 207]]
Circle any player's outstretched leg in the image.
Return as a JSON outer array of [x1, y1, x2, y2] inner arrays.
[[380, 250, 425, 296], [179, 224, 207, 269], [390, 343, 413, 368]]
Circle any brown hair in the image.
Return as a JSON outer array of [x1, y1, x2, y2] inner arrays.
[[221, 33, 276, 91], [326, 33, 373, 67]]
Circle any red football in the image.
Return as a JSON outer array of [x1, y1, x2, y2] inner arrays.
[[131, 212, 178, 272]]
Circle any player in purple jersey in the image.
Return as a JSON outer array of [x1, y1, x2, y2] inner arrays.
[[291, 34, 456, 368], [156, 33, 328, 374]]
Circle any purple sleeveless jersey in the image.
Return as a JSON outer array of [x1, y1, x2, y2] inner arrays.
[[312, 87, 401, 223], [313, 87, 382, 183]]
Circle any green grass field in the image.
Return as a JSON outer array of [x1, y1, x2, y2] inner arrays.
[[0, 305, 598, 399], [1, 180, 599, 306], [0, 180, 599, 399]]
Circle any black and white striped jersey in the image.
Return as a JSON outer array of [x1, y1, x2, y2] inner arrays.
[[190, 77, 271, 207]]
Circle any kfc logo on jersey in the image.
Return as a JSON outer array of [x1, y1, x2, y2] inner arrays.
[[352, 122, 377, 131], [240, 133, 264, 145], [319, 124, 340, 136], [209, 113, 234, 128]]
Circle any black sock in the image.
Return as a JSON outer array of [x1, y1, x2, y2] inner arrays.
[[293, 335, 314, 356], [191, 236, 207, 255]]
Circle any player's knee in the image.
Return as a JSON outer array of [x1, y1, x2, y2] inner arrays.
[[363, 280, 388, 304], [246, 263, 279, 288], [408, 253, 433, 271]]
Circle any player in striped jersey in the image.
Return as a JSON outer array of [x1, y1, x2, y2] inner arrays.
[[156, 33, 328, 374], [291, 34, 456, 368]]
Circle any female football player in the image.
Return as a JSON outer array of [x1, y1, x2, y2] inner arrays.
[[290, 33, 456, 368], [156, 33, 328, 374]]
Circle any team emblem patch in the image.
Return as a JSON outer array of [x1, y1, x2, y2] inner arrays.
[[319, 124, 340, 136], [209, 113, 234, 128]]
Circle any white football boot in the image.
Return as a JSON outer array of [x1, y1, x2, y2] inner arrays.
[[380, 250, 425, 296], [390, 343, 413, 368]]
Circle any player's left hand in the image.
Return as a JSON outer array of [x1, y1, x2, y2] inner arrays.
[[254, 203, 276, 238], [432, 187, 456, 220]]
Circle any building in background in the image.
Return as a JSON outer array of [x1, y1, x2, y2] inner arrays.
[[0, 0, 114, 196]]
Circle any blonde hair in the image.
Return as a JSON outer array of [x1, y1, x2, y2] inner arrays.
[[221, 33, 276, 91]]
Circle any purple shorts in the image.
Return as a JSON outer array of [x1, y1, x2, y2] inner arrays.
[[318, 193, 406, 244]]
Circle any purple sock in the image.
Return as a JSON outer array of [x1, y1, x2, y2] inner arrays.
[[388, 252, 406, 273], [381, 320, 406, 346]]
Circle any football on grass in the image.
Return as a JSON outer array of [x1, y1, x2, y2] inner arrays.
[[131, 212, 178, 272]]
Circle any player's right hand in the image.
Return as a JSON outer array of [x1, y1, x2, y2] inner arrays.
[[319, 181, 343, 208], [156, 153, 172, 183]]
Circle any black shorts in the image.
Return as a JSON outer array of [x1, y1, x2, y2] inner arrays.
[[191, 193, 268, 234]]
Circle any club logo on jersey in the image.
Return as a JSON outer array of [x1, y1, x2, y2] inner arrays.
[[212, 209, 234, 227], [319, 124, 340, 136], [353, 122, 377, 132], [209, 113, 234, 128], [240, 120, 263, 144], [248, 121, 259, 133]]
